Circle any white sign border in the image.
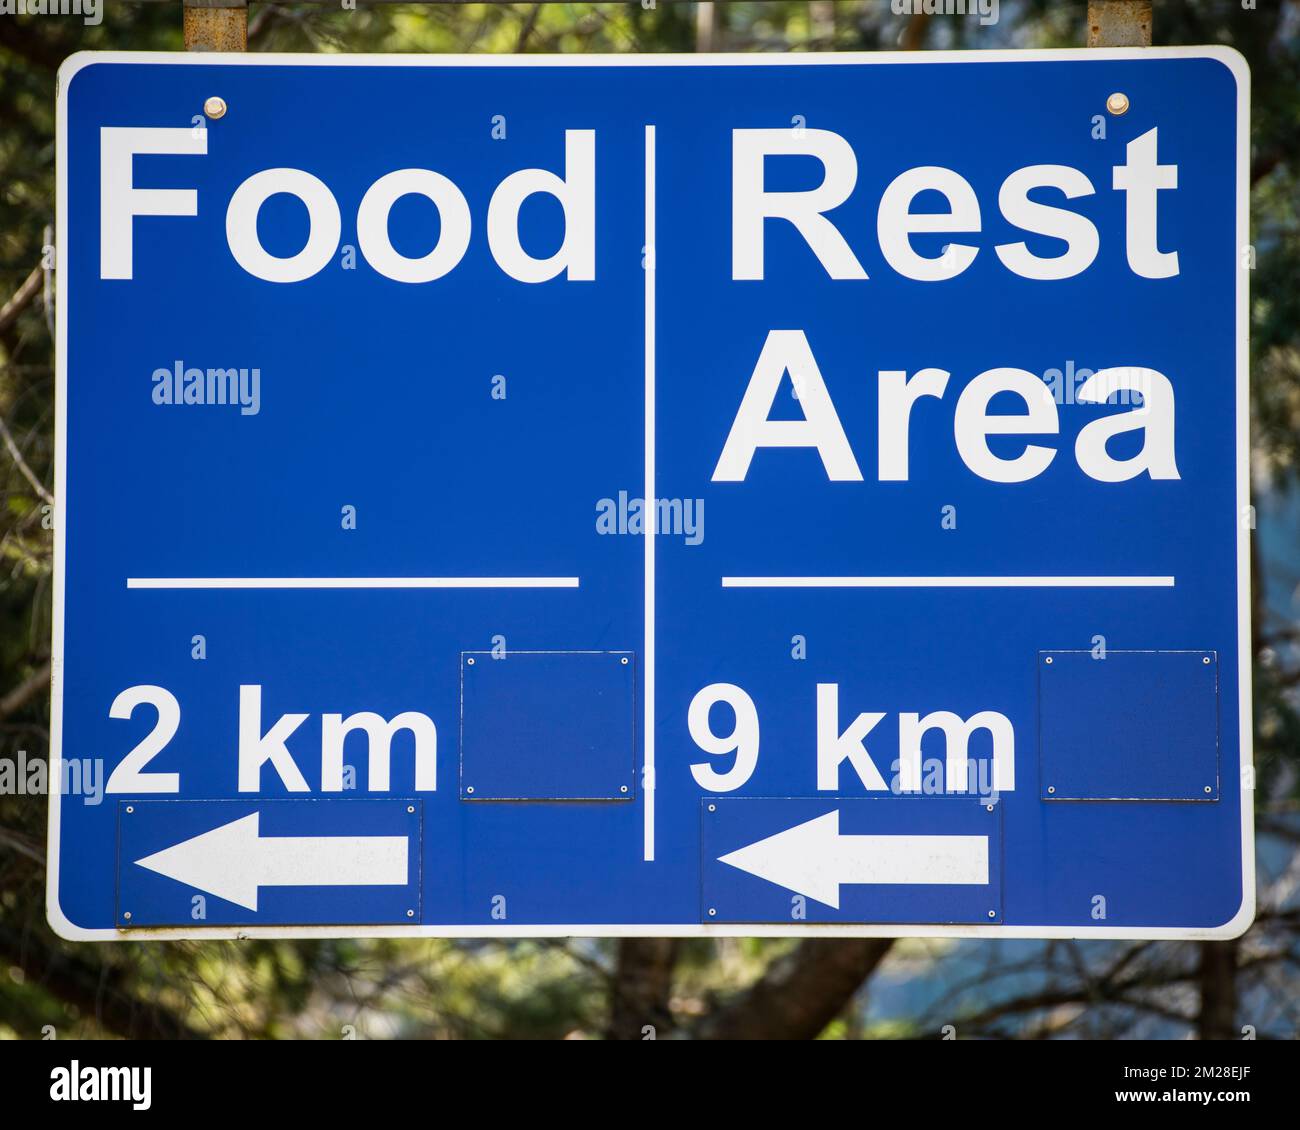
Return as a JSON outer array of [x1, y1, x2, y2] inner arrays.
[[49, 46, 1253, 942]]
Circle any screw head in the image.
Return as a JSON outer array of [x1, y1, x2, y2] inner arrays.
[[466, 657, 475, 666], [1106, 92, 1130, 116], [1044, 656, 1053, 665], [122, 912, 132, 921], [406, 909, 415, 918], [203, 96, 227, 120], [620, 656, 629, 665], [707, 803, 716, 813], [1203, 656, 1212, 664], [988, 910, 997, 919], [986, 804, 995, 812], [407, 805, 415, 813], [466, 786, 475, 795], [1047, 786, 1056, 795], [1205, 786, 1213, 794], [125, 805, 134, 813], [707, 908, 717, 917]]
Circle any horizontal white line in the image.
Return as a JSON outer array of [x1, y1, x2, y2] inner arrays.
[[722, 576, 1175, 589], [128, 577, 580, 590]]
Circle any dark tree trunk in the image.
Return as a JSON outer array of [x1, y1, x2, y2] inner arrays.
[[1196, 939, 1238, 1040], [607, 938, 679, 1039]]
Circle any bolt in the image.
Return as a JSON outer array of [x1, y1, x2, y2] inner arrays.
[[988, 910, 997, 919], [407, 805, 415, 813], [203, 96, 227, 120], [1047, 786, 1056, 795], [708, 804, 716, 812], [1044, 656, 1053, 665], [1203, 656, 1212, 664], [707, 908, 717, 917], [123, 912, 132, 921], [1204, 786, 1213, 794], [406, 909, 415, 918], [620, 785, 629, 793], [986, 804, 994, 812], [620, 656, 629, 665], [125, 805, 134, 813], [466, 786, 475, 795], [466, 657, 475, 666], [1106, 92, 1130, 116]]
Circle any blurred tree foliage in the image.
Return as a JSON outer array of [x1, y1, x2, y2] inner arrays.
[[1, 0, 1298, 1040]]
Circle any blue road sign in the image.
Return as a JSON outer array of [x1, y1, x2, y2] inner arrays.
[[50, 49, 1252, 940]]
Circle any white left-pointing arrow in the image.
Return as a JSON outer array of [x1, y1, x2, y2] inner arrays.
[[717, 809, 989, 909], [133, 812, 409, 911]]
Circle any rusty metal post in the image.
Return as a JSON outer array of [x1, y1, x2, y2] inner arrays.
[[183, 0, 248, 52], [1087, 1, 1152, 47]]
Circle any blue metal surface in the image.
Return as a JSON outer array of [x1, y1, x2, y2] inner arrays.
[[1039, 650, 1219, 801], [52, 51, 1249, 937], [460, 651, 636, 800]]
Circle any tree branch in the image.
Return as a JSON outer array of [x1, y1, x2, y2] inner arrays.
[[0, 413, 53, 507], [0, 660, 51, 720], [0, 264, 42, 337], [693, 939, 892, 1040]]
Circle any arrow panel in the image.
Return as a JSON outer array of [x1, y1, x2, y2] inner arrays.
[[702, 798, 1003, 925], [115, 799, 422, 927]]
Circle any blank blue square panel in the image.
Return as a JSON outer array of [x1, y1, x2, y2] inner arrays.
[[702, 798, 1002, 925], [116, 799, 422, 928], [1039, 650, 1219, 801], [460, 651, 636, 801]]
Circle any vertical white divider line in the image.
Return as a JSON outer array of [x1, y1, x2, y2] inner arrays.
[[643, 125, 657, 862]]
